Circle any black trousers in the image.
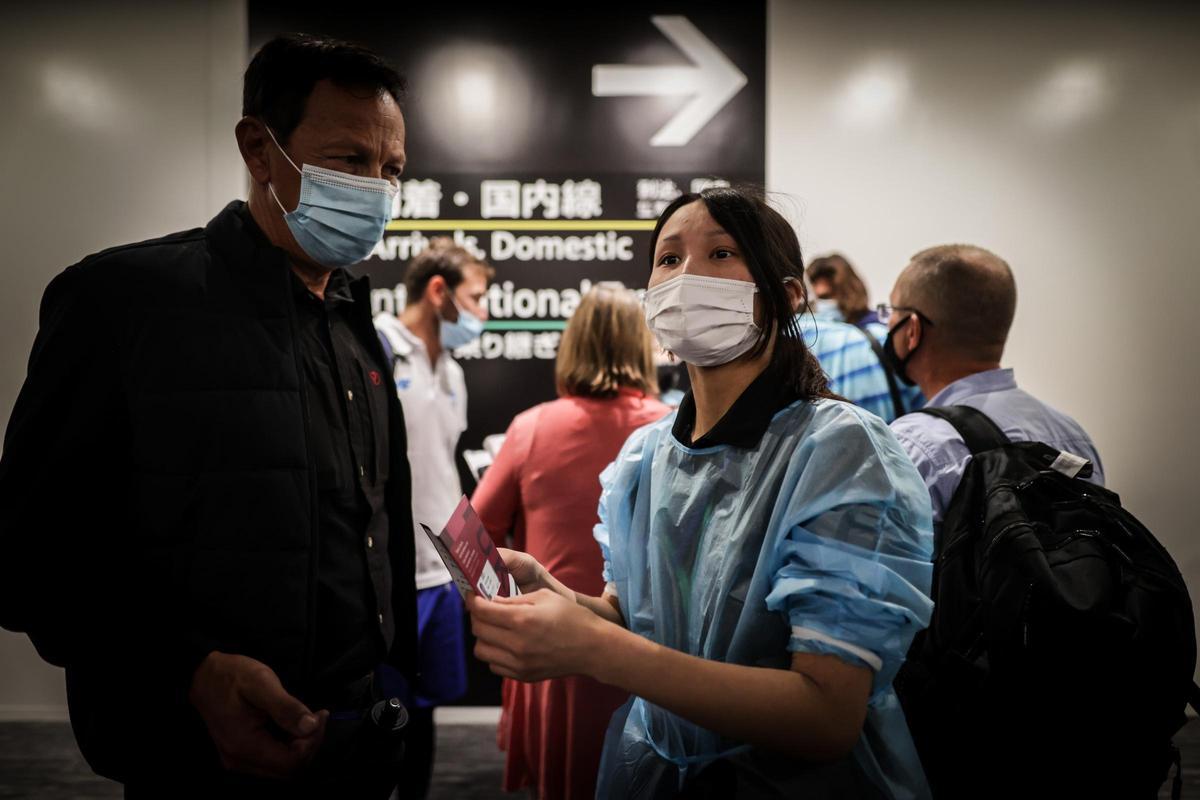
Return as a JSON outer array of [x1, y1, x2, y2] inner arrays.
[[124, 673, 406, 800], [395, 706, 435, 800], [124, 766, 401, 800]]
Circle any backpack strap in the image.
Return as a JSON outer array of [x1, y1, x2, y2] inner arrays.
[[916, 405, 1011, 455], [853, 324, 905, 420]]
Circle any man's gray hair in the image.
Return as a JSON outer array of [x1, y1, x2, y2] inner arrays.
[[898, 244, 1016, 361]]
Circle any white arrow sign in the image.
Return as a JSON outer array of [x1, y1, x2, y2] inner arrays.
[[592, 16, 748, 147]]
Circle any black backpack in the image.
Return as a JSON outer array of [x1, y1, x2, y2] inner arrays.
[[894, 405, 1198, 799]]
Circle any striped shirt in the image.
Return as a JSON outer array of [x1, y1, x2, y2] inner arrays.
[[796, 311, 924, 423]]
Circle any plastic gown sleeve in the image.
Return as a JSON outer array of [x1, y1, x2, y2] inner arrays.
[[593, 421, 658, 595], [763, 406, 935, 696], [594, 473, 620, 597], [594, 460, 616, 586]]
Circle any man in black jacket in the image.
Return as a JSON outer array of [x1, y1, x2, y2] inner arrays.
[[0, 35, 420, 798]]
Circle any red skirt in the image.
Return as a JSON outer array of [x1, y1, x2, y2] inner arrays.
[[497, 674, 629, 800]]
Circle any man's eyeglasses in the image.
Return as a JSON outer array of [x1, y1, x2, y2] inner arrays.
[[876, 303, 935, 327]]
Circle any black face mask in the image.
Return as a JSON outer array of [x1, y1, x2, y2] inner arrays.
[[882, 314, 920, 386]]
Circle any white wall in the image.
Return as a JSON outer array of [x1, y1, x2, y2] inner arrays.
[[0, 0, 247, 718], [768, 0, 1200, 645]]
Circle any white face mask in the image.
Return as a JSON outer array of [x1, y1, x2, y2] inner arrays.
[[643, 274, 760, 367]]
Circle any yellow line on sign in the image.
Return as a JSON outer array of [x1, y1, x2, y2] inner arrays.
[[385, 219, 656, 232]]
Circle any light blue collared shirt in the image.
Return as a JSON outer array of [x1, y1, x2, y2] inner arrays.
[[890, 368, 1104, 526]]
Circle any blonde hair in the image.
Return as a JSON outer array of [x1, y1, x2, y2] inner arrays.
[[555, 282, 659, 398]]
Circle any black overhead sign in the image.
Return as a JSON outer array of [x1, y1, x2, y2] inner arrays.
[[248, 1, 767, 476]]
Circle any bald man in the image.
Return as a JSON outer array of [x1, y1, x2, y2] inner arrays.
[[884, 244, 1104, 526]]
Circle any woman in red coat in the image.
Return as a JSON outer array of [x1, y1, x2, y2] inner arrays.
[[472, 283, 670, 800]]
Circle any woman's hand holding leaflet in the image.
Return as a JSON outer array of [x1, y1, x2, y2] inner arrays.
[[466, 546, 874, 760], [466, 588, 606, 681], [497, 547, 574, 600]]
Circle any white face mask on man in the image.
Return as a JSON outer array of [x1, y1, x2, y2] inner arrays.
[[642, 274, 760, 367]]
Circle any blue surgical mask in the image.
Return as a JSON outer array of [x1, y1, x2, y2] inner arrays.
[[265, 126, 397, 268], [440, 298, 485, 350]]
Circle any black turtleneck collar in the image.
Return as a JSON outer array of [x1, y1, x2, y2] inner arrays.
[[671, 363, 801, 449]]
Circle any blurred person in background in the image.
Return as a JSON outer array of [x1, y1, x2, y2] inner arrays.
[[807, 253, 878, 328], [471, 283, 670, 800], [801, 253, 923, 422], [373, 238, 492, 798], [466, 188, 935, 799]]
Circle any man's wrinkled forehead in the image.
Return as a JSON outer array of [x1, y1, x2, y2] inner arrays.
[[296, 82, 405, 144]]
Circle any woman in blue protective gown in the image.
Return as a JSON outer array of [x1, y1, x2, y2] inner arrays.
[[466, 186, 935, 799]]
